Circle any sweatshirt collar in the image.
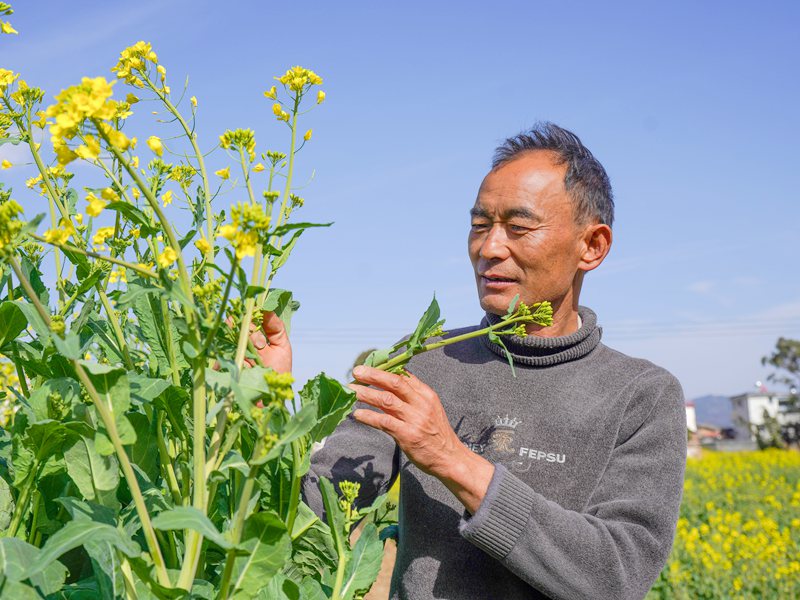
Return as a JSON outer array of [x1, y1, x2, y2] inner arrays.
[[480, 306, 602, 367]]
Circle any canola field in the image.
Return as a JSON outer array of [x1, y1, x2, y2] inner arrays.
[[648, 449, 800, 599]]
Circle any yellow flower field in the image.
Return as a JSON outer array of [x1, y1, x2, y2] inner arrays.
[[648, 449, 800, 599]]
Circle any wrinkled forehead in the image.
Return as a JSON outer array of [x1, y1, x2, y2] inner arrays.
[[473, 155, 569, 216]]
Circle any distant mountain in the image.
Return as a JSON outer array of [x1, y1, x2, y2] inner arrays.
[[692, 395, 734, 428]]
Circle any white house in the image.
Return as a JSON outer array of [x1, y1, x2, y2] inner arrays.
[[685, 401, 697, 433], [730, 390, 800, 441]]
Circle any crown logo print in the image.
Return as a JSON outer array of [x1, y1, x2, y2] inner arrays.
[[495, 414, 522, 429]]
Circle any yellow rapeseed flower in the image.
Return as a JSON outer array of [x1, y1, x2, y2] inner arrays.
[[1, 159, 11, 169], [75, 134, 101, 161], [264, 86, 277, 100], [275, 66, 322, 92], [215, 166, 230, 180], [253, 163, 265, 173], [194, 237, 211, 254], [162, 190, 173, 207], [304, 129, 312, 141], [147, 135, 163, 157], [92, 226, 115, 246], [86, 193, 106, 217], [101, 187, 119, 202], [190, 96, 197, 108], [1, 21, 17, 35], [317, 90, 325, 104], [157, 247, 177, 268], [126, 93, 139, 104], [44, 225, 74, 245], [0, 199, 24, 251], [0, 68, 18, 89]]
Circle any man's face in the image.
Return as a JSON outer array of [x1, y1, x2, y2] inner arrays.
[[468, 151, 587, 316]]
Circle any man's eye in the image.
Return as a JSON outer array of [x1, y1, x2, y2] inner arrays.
[[470, 222, 488, 231], [508, 224, 530, 234]]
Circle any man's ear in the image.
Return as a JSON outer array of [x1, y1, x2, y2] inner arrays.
[[578, 223, 612, 273]]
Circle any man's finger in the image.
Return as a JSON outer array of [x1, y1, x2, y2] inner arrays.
[[348, 383, 409, 418], [261, 311, 290, 348], [353, 407, 403, 437], [351, 365, 419, 405]]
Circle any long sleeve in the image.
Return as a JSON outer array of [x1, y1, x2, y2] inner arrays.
[[459, 372, 687, 600], [302, 400, 400, 520]]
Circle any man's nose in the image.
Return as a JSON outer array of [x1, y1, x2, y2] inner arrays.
[[479, 224, 510, 260]]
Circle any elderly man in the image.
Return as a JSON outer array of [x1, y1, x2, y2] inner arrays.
[[256, 122, 686, 600]]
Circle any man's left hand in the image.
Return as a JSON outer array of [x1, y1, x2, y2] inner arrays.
[[349, 365, 495, 514]]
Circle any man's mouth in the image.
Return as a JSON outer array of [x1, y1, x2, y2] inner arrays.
[[481, 274, 517, 286]]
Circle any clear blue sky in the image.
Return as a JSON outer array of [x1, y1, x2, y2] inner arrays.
[[3, 0, 799, 399]]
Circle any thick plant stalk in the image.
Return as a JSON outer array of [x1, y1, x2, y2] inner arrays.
[[7, 256, 172, 588]]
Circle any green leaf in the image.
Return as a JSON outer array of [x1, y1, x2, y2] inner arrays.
[[300, 373, 358, 443], [0, 538, 68, 596], [269, 230, 303, 275], [128, 373, 171, 405], [406, 295, 443, 353], [132, 291, 189, 377], [128, 412, 160, 482], [27, 377, 81, 421], [0, 476, 13, 530], [85, 316, 126, 365], [20, 255, 49, 307], [54, 496, 117, 526], [24, 520, 139, 580], [0, 301, 27, 348], [270, 221, 332, 237], [257, 573, 300, 600], [340, 523, 383, 600], [52, 331, 83, 360], [105, 201, 158, 236], [318, 477, 347, 552], [78, 361, 137, 452], [262, 289, 300, 335], [261, 402, 319, 463], [64, 436, 120, 509], [229, 512, 291, 598], [14, 299, 50, 341], [505, 293, 520, 317], [151, 506, 233, 550]]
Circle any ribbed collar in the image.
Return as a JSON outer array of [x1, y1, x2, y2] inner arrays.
[[480, 306, 602, 367]]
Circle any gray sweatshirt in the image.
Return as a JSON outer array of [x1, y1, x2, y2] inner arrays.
[[302, 307, 687, 600]]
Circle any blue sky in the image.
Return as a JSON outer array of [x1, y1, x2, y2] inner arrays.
[[3, 0, 799, 400]]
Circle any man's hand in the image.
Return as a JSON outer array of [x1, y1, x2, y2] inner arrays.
[[246, 311, 292, 374], [349, 365, 494, 514]]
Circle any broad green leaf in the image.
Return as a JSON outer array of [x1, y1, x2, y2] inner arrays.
[[152, 506, 233, 550], [0, 580, 40, 599], [505, 293, 520, 317], [128, 373, 172, 405], [54, 496, 117, 525], [261, 402, 319, 463], [340, 523, 383, 600], [230, 365, 270, 418], [128, 412, 160, 482], [64, 436, 120, 509], [20, 255, 50, 307], [0, 538, 67, 594], [406, 295, 443, 353], [262, 288, 300, 335], [301, 373, 358, 443], [25, 520, 140, 580], [0, 301, 26, 348], [131, 291, 188, 376], [14, 299, 50, 341], [52, 331, 83, 360], [85, 316, 126, 364], [230, 512, 291, 598], [27, 377, 80, 421], [257, 573, 300, 600], [78, 361, 137, 451], [0, 475, 13, 530], [298, 577, 328, 600]]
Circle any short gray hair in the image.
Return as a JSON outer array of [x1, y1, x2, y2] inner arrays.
[[492, 122, 614, 227]]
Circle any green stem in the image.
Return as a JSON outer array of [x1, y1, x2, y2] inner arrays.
[[74, 362, 172, 587], [150, 82, 214, 260], [6, 458, 40, 538], [161, 297, 181, 386], [8, 256, 171, 587], [96, 283, 135, 370], [285, 439, 302, 534], [154, 410, 183, 506], [377, 313, 543, 372], [27, 235, 155, 279], [216, 438, 264, 600]]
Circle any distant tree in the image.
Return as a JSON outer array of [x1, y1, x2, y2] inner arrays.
[[763, 337, 800, 392], [762, 337, 800, 447]]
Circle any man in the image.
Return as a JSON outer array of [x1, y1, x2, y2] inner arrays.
[[256, 122, 687, 599]]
